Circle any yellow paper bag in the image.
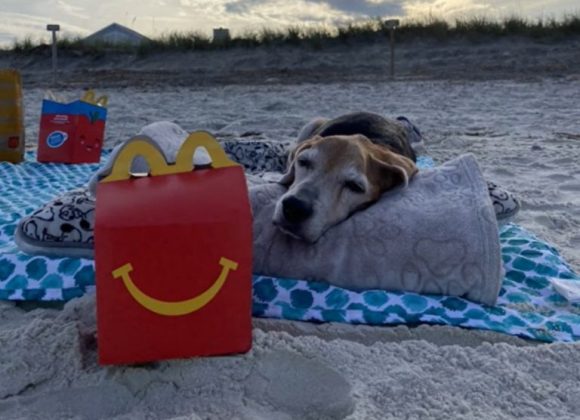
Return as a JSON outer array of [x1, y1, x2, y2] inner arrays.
[[0, 69, 25, 163]]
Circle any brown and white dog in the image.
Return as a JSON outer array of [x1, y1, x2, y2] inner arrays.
[[273, 112, 419, 243]]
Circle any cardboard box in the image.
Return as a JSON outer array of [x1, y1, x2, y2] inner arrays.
[[0, 69, 25, 163], [95, 132, 253, 365], [37, 90, 107, 164]]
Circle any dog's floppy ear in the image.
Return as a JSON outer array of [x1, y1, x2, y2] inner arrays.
[[367, 143, 418, 193], [279, 136, 321, 186]]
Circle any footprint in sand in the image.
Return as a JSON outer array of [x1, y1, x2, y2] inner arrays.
[[571, 235, 580, 248], [549, 157, 575, 165], [490, 167, 515, 177], [245, 350, 354, 420], [546, 173, 571, 182], [559, 183, 580, 192]]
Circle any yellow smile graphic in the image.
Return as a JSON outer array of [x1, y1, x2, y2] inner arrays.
[[112, 257, 238, 316]]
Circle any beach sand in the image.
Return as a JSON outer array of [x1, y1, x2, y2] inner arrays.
[[1, 42, 580, 418]]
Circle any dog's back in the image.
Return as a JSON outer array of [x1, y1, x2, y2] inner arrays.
[[299, 112, 416, 162]]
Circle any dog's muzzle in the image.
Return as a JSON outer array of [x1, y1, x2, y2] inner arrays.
[[282, 196, 313, 224]]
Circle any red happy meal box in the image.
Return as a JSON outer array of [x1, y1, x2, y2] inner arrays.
[[95, 132, 253, 365], [37, 90, 107, 164]]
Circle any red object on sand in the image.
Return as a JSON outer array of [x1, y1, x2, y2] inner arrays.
[[95, 132, 253, 365], [37, 93, 107, 164]]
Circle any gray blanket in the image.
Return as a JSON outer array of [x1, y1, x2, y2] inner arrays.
[[251, 154, 503, 306]]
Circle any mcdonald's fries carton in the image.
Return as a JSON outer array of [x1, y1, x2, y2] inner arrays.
[[0, 69, 25, 163], [95, 132, 253, 365], [37, 90, 107, 164]]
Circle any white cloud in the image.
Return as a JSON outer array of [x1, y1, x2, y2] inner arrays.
[[56, 0, 90, 20], [0, 12, 90, 45], [403, 0, 580, 20], [403, 0, 492, 19]]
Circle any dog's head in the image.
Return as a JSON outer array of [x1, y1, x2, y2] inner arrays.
[[273, 134, 418, 243]]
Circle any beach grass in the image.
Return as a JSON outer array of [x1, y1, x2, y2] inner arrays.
[[7, 14, 580, 55]]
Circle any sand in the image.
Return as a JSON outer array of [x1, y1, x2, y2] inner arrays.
[[1, 41, 580, 418], [2, 36, 580, 87]]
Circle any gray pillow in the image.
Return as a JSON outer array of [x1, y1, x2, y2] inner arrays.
[[251, 154, 504, 306]]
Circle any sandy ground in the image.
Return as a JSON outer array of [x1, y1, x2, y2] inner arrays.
[[2, 36, 580, 87], [1, 50, 580, 418]]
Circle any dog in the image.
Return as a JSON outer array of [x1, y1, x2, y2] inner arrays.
[[273, 112, 419, 243]]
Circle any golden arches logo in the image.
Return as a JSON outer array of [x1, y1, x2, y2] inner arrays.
[[112, 257, 238, 316], [101, 131, 238, 184]]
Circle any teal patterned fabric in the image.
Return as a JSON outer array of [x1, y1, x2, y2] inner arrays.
[[1, 153, 579, 342], [0, 152, 104, 301], [253, 224, 580, 343]]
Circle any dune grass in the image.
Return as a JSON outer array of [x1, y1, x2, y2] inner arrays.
[[11, 37, 35, 53], [7, 14, 580, 56]]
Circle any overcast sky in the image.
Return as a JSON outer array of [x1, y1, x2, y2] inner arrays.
[[0, 0, 578, 46]]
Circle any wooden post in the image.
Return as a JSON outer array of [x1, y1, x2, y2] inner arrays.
[[46, 24, 60, 85], [390, 28, 395, 78], [384, 19, 399, 80]]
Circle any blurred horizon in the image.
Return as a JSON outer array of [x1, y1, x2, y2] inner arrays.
[[1, 0, 578, 46]]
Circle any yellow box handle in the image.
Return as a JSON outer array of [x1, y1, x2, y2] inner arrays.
[[101, 131, 238, 183], [82, 90, 95, 102], [81, 89, 108, 107]]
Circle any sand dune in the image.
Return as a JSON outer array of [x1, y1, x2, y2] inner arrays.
[[2, 36, 580, 87]]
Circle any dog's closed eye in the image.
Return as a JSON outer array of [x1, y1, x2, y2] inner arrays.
[[297, 157, 313, 169], [344, 179, 366, 194]]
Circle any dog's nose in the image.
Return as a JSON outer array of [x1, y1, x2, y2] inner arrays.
[[282, 196, 313, 224]]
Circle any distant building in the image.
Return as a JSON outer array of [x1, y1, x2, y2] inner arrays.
[[213, 28, 230, 43], [84, 23, 150, 46]]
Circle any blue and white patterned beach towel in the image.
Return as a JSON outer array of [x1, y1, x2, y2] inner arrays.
[[1, 153, 579, 343]]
